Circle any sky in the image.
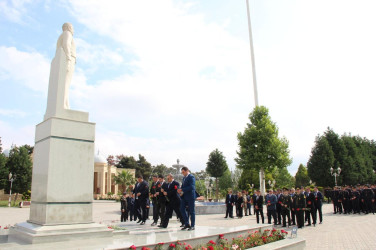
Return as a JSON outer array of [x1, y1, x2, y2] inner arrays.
[[1, 0, 376, 176]]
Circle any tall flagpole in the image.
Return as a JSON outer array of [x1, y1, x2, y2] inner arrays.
[[246, 0, 266, 196]]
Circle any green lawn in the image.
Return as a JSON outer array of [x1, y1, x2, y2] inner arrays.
[[0, 200, 20, 207]]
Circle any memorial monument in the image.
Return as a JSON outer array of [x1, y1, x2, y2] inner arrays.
[[9, 23, 111, 244]]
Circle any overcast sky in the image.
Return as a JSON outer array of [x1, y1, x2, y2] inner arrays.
[[1, 0, 376, 175]]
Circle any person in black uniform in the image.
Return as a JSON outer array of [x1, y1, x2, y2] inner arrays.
[[279, 188, 292, 227], [342, 186, 351, 214], [120, 192, 128, 222], [350, 186, 360, 214], [224, 189, 235, 218], [290, 188, 297, 225], [337, 186, 343, 214], [134, 175, 149, 225], [236, 191, 244, 218], [363, 185, 375, 214], [150, 175, 159, 226], [156, 175, 168, 226], [294, 187, 306, 228], [313, 187, 323, 224], [132, 181, 142, 223], [332, 187, 339, 214], [160, 174, 185, 228], [253, 190, 264, 224], [127, 186, 136, 221], [305, 186, 316, 226]]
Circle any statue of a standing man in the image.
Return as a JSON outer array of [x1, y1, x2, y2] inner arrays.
[[56, 22, 76, 109]]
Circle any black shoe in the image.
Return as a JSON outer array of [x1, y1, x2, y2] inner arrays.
[[181, 225, 190, 230], [140, 221, 145, 225], [151, 222, 157, 226], [137, 220, 142, 223], [224, 217, 228, 218], [306, 224, 311, 226], [230, 216, 234, 218], [158, 225, 166, 228], [188, 227, 195, 231], [180, 224, 185, 227]]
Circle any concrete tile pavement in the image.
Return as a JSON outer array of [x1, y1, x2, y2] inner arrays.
[[0, 202, 375, 249]]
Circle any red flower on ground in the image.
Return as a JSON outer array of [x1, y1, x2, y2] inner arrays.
[[272, 229, 277, 232], [219, 234, 224, 239], [169, 243, 176, 248], [208, 246, 214, 250], [129, 245, 137, 250], [281, 230, 288, 234], [209, 240, 216, 245], [158, 243, 165, 245]]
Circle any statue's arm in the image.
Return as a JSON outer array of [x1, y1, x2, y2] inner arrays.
[[62, 31, 73, 62]]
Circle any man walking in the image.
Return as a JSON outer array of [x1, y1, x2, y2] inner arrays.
[[150, 175, 159, 226], [178, 167, 196, 231], [160, 174, 185, 228], [156, 175, 168, 226], [134, 175, 149, 225]]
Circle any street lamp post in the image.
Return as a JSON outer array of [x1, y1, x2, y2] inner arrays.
[[8, 172, 16, 207], [330, 167, 341, 186]]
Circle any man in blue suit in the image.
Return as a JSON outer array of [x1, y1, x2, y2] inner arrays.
[[313, 186, 324, 224], [178, 166, 196, 231]]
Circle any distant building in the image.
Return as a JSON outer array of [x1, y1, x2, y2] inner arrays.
[[93, 151, 135, 199]]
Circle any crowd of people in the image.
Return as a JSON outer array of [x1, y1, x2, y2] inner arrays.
[[324, 185, 376, 215], [225, 187, 325, 228], [119, 173, 376, 232], [120, 167, 198, 230]]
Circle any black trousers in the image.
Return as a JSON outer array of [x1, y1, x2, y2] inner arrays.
[[152, 199, 158, 222], [276, 206, 281, 224], [255, 208, 264, 223], [129, 206, 136, 221], [121, 210, 127, 222], [296, 210, 304, 228], [139, 199, 148, 222], [247, 205, 252, 215], [291, 210, 296, 225], [281, 209, 291, 226], [305, 208, 316, 225], [134, 199, 141, 220], [267, 209, 277, 224], [225, 204, 233, 218], [237, 204, 243, 217], [156, 199, 166, 224], [352, 200, 360, 213], [314, 206, 323, 223], [162, 200, 184, 227]]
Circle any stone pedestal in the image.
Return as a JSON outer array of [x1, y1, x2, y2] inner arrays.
[[9, 114, 112, 243]]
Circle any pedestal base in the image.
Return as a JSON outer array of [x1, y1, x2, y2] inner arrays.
[[8, 222, 112, 244]]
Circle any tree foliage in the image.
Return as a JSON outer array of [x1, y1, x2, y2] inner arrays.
[[114, 170, 135, 193], [235, 106, 292, 174], [116, 154, 152, 180], [151, 164, 175, 177], [4, 145, 33, 197], [295, 164, 310, 187], [273, 167, 295, 189], [206, 149, 229, 201], [307, 128, 376, 186]]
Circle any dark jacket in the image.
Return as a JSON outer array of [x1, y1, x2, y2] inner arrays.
[[313, 191, 324, 207], [225, 194, 235, 205], [133, 180, 149, 200], [166, 180, 181, 202], [120, 196, 127, 210], [265, 194, 277, 210], [252, 194, 263, 210], [181, 174, 196, 200]]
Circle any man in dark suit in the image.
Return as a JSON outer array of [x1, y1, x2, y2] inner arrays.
[[253, 190, 264, 224], [160, 174, 185, 228], [305, 187, 316, 226], [313, 187, 323, 224], [150, 175, 159, 226], [134, 175, 149, 225], [155, 175, 168, 226], [224, 189, 234, 218], [178, 167, 196, 231], [132, 181, 142, 223], [276, 189, 282, 225]]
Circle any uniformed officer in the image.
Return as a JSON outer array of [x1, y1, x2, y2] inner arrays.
[[305, 187, 316, 226], [293, 187, 306, 228], [279, 188, 292, 227], [350, 186, 360, 214], [150, 175, 159, 226]]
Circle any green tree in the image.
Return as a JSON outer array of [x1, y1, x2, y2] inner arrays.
[[114, 170, 135, 193], [273, 167, 295, 188], [218, 169, 233, 197], [152, 164, 175, 177], [5, 145, 33, 204], [295, 164, 310, 187], [136, 154, 152, 180], [206, 149, 229, 201], [238, 168, 259, 191], [195, 179, 206, 198], [0, 152, 7, 190], [235, 106, 292, 194]]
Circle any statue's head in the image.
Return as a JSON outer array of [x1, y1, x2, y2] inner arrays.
[[62, 22, 74, 35]]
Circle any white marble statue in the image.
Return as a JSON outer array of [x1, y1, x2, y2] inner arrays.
[[56, 22, 76, 109], [44, 22, 84, 121]]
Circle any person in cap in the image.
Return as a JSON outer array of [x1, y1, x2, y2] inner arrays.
[[279, 187, 292, 227], [293, 187, 306, 228], [120, 192, 128, 222]]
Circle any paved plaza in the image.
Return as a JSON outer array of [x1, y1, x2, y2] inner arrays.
[[0, 201, 375, 249]]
